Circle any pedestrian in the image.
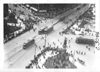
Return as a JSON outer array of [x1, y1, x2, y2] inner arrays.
[[84, 52, 86, 55], [48, 43, 49, 47], [69, 45, 70, 48], [76, 51, 78, 54], [69, 40, 70, 43], [88, 48, 90, 51], [79, 51, 81, 55], [71, 51, 72, 53], [52, 51, 54, 54], [39, 46, 41, 50], [86, 46, 88, 49], [43, 55, 45, 59], [57, 46, 58, 49], [53, 42, 55, 45], [43, 45, 45, 48], [81, 52, 83, 55], [50, 44, 51, 47], [34, 28, 35, 32]]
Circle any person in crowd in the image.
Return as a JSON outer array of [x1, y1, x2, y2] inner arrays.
[[81, 52, 83, 55], [43, 54, 45, 59], [79, 51, 81, 55], [58, 39, 59, 42], [70, 51, 72, 54], [86, 45, 88, 49], [50, 44, 51, 47], [33, 28, 35, 32], [88, 48, 90, 51], [53, 42, 55, 45], [84, 52, 86, 55], [37, 65, 41, 69], [43, 45, 45, 48], [69, 45, 70, 48], [35, 43, 37, 48], [56, 46, 59, 49], [29, 63, 33, 68], [76, 51, 78, 54], [39, 46, 41, 50]]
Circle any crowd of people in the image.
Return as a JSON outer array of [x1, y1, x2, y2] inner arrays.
[[25, 36, 87, 69], [25, 33, 77, 69], [26, 46, 75, 69]]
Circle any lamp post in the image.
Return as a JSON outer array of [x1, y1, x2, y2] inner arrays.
[[44, 33, 46, 48], [34, 40, 37, 58]]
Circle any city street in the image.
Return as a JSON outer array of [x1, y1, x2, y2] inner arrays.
[[4, 4, 99, 69], [4, 5, 77, 54], [4, 4, 92, 68]]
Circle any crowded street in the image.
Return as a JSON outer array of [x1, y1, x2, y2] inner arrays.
[[4, 4, 100, 69]]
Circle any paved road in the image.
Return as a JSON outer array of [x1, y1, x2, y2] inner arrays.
[[4, 5, 78, 54], [4, 4, 82, 61], [5, 5, 91, 68]]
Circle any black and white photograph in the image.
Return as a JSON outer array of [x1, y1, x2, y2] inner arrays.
[[2, 1, 100, 70]]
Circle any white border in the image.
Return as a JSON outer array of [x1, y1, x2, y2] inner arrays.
[[0, 0, 100, 72]]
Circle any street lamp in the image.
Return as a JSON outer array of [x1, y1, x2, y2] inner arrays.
[[44, 32, 47, 48], [45, 34, 46, 47]]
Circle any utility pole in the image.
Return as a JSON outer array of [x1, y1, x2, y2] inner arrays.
[[34, 41, 37, 58], [45, 34, 46, 48]]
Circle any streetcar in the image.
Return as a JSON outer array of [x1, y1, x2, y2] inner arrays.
[[38, 25, 53, 35], [75, 37, 95, 46], [23, 39, 35, 49]]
